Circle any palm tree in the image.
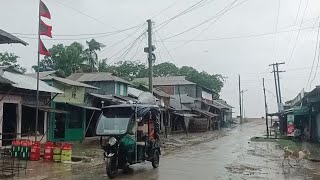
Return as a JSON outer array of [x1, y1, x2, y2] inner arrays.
[[84, 39, 105, 72]]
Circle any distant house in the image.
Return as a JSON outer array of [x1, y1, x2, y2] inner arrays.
[[133, 76, 215, 101], [27, 71, 100, 141], [0, 67, 62, 146], [67, 72, 131, 96]]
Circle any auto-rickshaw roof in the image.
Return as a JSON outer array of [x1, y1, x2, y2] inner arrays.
[[102, 104, 160, 119]]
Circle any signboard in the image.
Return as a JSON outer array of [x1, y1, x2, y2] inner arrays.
[[287, 114, 295, 136]]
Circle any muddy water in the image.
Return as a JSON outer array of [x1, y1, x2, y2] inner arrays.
[[8, 120, 320, 180]]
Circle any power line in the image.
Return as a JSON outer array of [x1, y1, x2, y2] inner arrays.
[[16, 26, 144, 41], [306, 23, 320, 89], [273, 0, 281, 60], [287, 0, 310, 64], [100, 24, 146, 55], [168, 0, 249, 51], [153, 32, 164, 63], [130, 34, 147, 61], [158, 25, 320, 43], [107, 31, 146, 64], [285, 0, 303, 59], [155, 0, 217, 31], [151, 1, 179, 19], [11, 24, 143, 37], [310, 24, 320, 89], [54, 0, 135, 38], [155, 30, 177, 64], [159, 0, 240, 41]]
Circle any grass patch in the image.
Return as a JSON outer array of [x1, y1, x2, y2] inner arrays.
[[250, 136, 302, 150]]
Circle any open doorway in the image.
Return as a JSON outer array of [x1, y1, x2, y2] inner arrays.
[[2, 103, 17, 146]]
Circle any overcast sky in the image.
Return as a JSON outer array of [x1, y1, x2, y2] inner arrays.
[[1, 0, 320, 117]]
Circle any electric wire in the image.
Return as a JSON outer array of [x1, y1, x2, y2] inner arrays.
[[306, 23, 320, 89], [107, 31, 146, 65], [168, 0, 249, 51], [155, 30, 177, 64], [54, 0, 137, 38], [158, 25, 320, 43], [100, 23, 146, 55], [285, 0, 303, 59], [11, 24, 143, 37], [287, 0, 310, 64], [150, 1, 179, 19], [155, 0, 217, 31], [273, 0, 281, 60], [309, 24, 320, 89]]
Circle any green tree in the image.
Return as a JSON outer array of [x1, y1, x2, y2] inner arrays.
[[84, 39, 105, 72], [98, 58, 109, 72], [107, 61, 148, 81], [33, 42, 85, 76], [0, 52, 26, 73], [153, 62, 180, 77]]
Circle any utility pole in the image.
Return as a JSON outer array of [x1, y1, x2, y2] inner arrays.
[[263, 78, 269, 138], [147, 19, 153, 94], [238, 74, 243, 124], [276, 62, 285, 104], [269, 62, 285, 111], [240, 90, 248, 119]]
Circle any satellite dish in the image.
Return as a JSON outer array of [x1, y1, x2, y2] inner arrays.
[[138, 92, 156, 105]]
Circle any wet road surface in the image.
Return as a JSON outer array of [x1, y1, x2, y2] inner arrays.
[[11, 120, 319, 179]]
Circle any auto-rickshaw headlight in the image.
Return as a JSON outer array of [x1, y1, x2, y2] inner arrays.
[[108, 137, 117, 146]]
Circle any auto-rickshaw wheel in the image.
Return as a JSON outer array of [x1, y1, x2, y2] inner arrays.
[[152, 149, 160, 168], [106, 158, 118, 178]]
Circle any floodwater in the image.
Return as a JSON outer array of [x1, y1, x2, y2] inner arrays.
[[6, 120, 320, 180]]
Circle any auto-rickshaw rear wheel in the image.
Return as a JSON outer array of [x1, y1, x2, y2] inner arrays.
[[152, 149, 160, 168], [106, 158, 118, 178]]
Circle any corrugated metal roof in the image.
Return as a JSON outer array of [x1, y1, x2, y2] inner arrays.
[[0, 29, 28, 46], [171, 94, 195, 104], [133, 76, 195, 86], [128, 86, 171, 98], [67, 72, 130, 84], [213, 100, 233, 109], [52, 77, 99, 89], [26, 71, 56, 80], [214, 99, 233, 108], [173, 112, 199, 117], [2, 71, 63, 93], [170, 98, 191, 110], [192, 108, 218, 117]]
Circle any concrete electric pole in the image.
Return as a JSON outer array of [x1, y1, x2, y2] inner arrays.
[[269, 62, 285, 111], [147, 19, 154, 94], [238, 74, 243, 124]]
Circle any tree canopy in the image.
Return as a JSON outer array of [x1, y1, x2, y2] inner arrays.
[[108, 61, 225, 96], [32, 39, 104, 76], [32, 40, 224, 96], [0, 52, 26, 73]]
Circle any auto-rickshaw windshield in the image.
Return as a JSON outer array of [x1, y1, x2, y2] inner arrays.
[[96, 107, 133, 135]]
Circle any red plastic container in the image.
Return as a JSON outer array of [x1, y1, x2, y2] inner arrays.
[[30, 141, 41, 161], [44, 142, 54, 161]]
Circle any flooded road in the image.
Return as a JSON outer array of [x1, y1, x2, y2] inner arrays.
[[11, 120, 319, 180], [53, 120, 316, 180]]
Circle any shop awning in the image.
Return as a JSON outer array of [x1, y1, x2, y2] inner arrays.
[[192, 108, 218, 118], [173, 112, 199, 117], [67, 103, 101, 111], [22, 104, 69, 114]]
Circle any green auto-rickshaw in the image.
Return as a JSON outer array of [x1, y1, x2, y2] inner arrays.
[[95, 103, 161, 178]]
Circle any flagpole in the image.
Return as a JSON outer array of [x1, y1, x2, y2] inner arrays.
[[35, 0, 41, 142]]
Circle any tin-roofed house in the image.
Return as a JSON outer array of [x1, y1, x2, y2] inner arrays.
[[27, 71, 100, 142], [0, 67, 63, 146]]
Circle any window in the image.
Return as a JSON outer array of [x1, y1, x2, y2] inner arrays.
[[68, 106, 83, 129]]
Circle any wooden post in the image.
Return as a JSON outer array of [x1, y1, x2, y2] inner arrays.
[[263, 78, 269, 138]]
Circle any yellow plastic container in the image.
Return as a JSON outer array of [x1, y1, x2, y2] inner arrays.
[[53, 147, 61, 162], [61, 143, 72, 162]]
